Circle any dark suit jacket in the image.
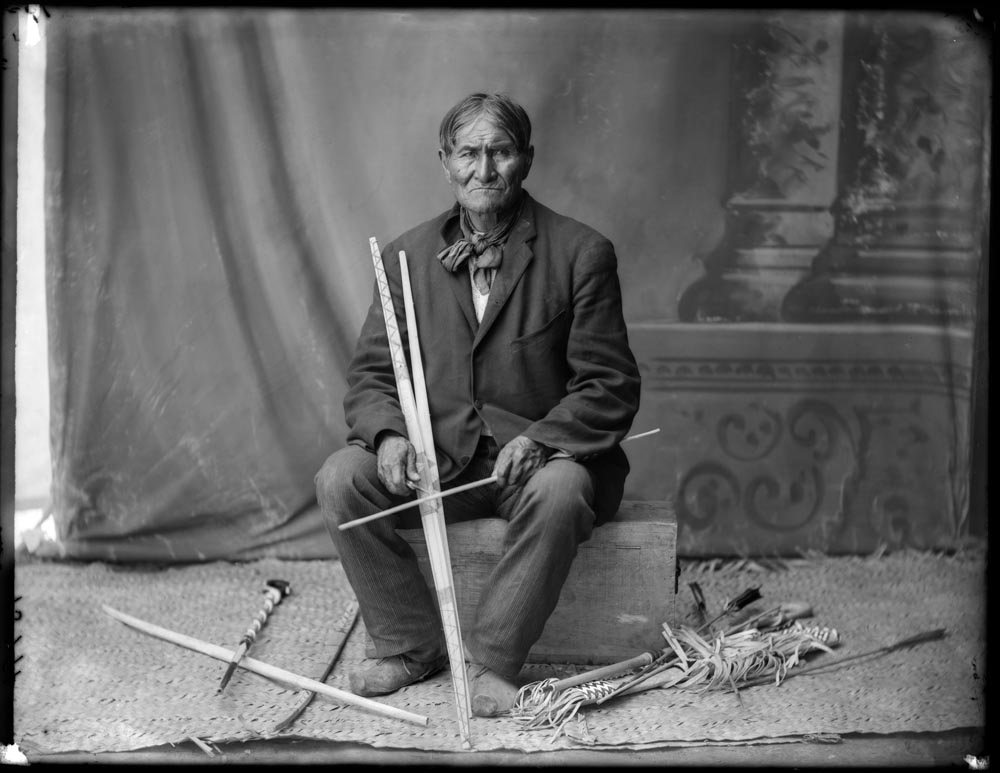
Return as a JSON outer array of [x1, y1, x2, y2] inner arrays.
[[343, 191, 641, 523]]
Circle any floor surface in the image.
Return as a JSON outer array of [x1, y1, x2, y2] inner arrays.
[[24, 728, 987, 767]]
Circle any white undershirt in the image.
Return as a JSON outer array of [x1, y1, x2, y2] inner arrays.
[[469, 262, 494, 323], [469, 262, 495, 437]]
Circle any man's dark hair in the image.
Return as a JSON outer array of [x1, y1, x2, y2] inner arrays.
[[438, 93, 533, 155]]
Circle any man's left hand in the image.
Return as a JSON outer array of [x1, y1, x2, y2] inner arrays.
[[493, 435, 551, 489]]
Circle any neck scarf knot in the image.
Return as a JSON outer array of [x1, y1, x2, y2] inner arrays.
[[437, 200, 523, 295]]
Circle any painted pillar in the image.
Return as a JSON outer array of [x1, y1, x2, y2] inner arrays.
[[783, 12, 990, 323], [679, 12, 845, 322]]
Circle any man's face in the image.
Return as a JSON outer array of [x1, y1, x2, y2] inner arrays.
[[438, 114, 533, 224]]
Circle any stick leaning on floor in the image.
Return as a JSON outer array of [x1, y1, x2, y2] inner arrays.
[[369, 239, 473, 748], [101, 604, 428, 727], [271, 600, 360, 733]]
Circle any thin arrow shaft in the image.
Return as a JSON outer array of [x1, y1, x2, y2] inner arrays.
[[339, 428, 660, 532], [339, 475, 499, 531], [738, 628, 947, 688]]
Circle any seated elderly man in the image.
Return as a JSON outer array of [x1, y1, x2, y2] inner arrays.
[[316, 92, 640, 717]]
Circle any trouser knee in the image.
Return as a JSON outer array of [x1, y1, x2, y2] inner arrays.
[[315, 446, 380, 528], [515, 461, 596, 543]]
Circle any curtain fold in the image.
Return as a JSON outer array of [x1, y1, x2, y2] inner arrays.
[[45, 12, 372, 560], [42, 9, 741, 561]]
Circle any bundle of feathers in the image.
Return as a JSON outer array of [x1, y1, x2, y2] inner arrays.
[[510, 615, 840, 741]]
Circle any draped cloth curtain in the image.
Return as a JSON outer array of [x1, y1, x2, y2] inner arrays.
[[42, 9, 742, 562], [44, 12, 394, 560]]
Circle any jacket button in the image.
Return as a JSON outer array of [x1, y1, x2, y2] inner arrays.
[[474, 399, 483, 410]]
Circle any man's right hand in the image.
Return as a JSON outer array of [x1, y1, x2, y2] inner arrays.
[[376, 432, 420, 496]]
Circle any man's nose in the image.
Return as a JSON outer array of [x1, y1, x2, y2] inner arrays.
[[475, 153, 497, 179]]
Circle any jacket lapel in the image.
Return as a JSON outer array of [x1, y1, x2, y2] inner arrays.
[[437, 208, 479, 332], [473, 204, 536, 348]]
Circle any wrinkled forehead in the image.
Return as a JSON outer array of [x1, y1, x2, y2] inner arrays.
[[451, 114, 516, 148]]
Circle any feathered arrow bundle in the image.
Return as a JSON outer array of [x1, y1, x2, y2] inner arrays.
[[510, 587, 840, 742], [656, 618, 840, 692]]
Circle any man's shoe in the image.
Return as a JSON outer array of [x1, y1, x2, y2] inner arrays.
[[468, 663, 519, 717], [348, 652, 448, 697]]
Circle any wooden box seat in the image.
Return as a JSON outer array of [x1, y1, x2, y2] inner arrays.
[[397, 500, 677, 665]]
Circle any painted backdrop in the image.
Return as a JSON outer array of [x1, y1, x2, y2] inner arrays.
[[41, 10, 988, 560]]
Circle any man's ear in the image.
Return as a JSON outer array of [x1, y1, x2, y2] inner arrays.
[[438, 148, 451, 181], [521, 145, 535, 180]]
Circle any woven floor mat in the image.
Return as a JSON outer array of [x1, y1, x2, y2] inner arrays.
[[13, 548, 986, 755]]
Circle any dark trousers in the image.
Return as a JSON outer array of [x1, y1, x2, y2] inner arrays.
[[315, 437, 596, 678]]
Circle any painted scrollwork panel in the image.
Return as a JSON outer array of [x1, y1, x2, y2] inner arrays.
[[676, 461, 742, 533], [717, 403, 782, 461], [677, 399, 856, 553], [744, 400, 854, 538]]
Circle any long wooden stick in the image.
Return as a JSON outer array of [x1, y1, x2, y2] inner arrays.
[[101, 604, 428, 727], [398, 249, 473, 748], [339, 428, 661, 532], [370, 240, 472, 747], [369, 239, 425, 486]]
